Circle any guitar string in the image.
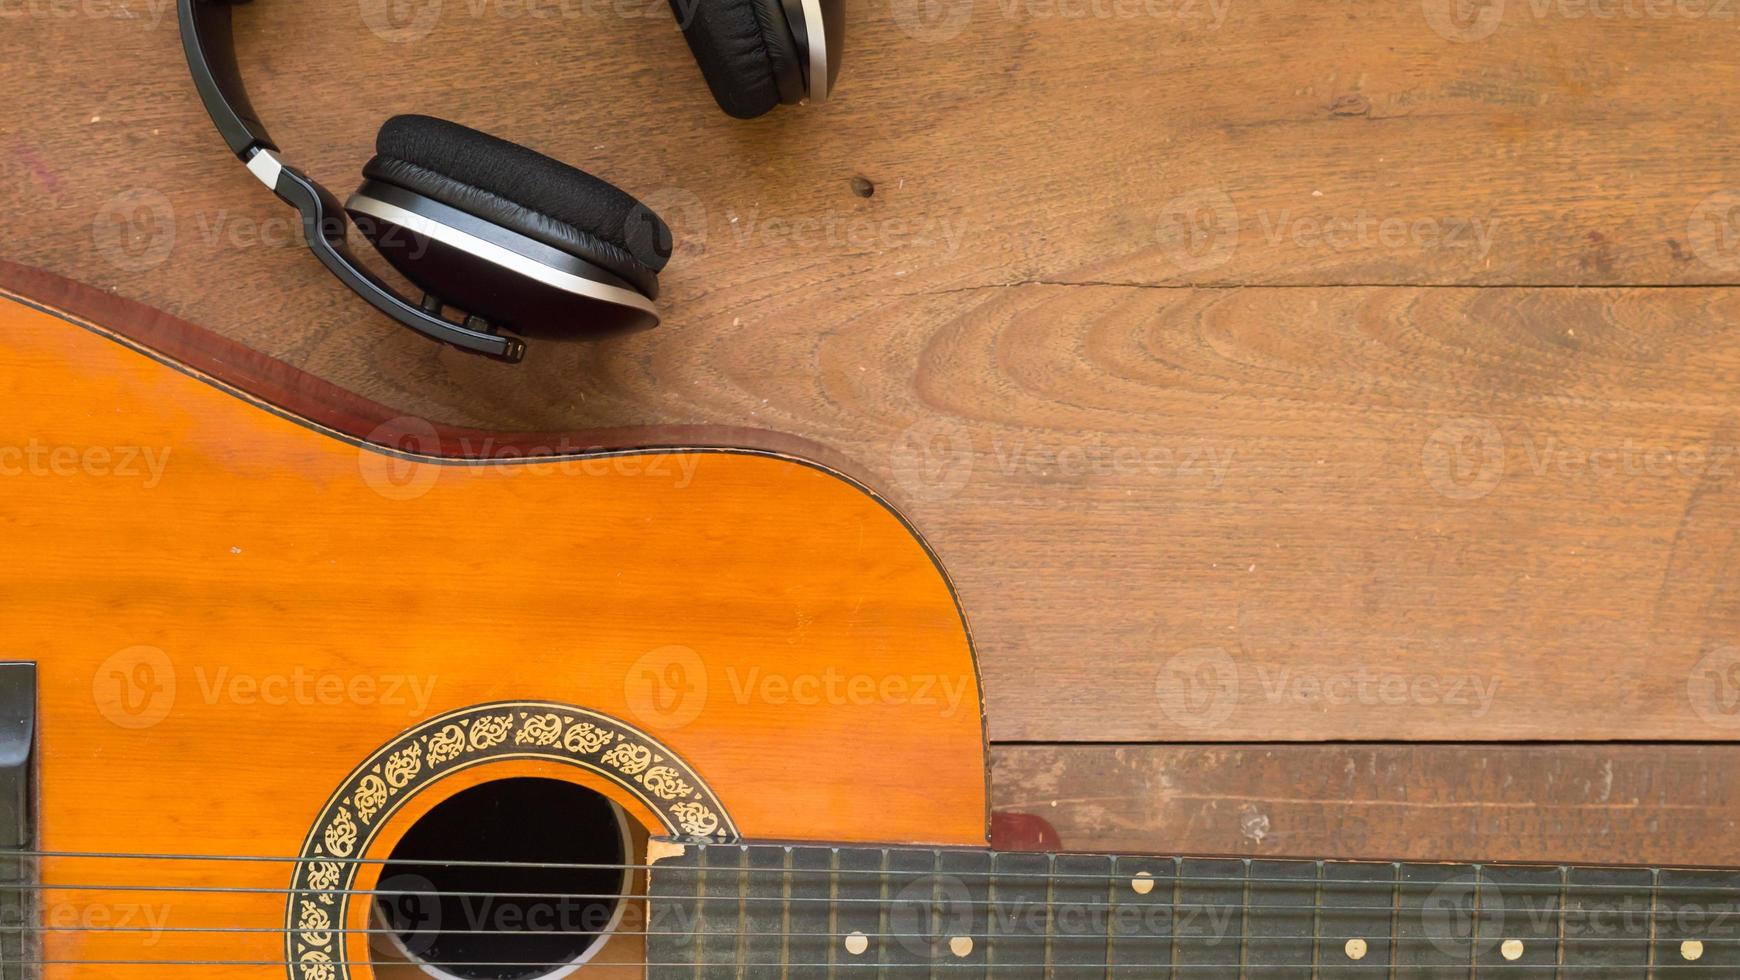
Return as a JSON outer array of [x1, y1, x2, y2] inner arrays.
[[0, 960, 1728, 970], [11, 923, 1734, 944], [11, 882, 1739, 924], [13, 851, 1737, 898]]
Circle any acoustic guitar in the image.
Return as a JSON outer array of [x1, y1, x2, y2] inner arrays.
[[0, 280, 1733, 978]]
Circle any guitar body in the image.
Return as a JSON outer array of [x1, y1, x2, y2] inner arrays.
[[1, 292, 987, 977]]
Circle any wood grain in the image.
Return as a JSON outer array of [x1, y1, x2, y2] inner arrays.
[[993, 743, 1740, 867], [4, 0, 1740, 745], [0, 295, 988, 976]]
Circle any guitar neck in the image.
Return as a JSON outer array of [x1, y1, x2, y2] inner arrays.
[[646, 841, 1740, 976]]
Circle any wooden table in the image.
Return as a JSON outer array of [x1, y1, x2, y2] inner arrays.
[[5, 0, 1740, 865]]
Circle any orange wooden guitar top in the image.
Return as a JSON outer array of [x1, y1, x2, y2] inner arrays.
[[0, 290, 987, 976]]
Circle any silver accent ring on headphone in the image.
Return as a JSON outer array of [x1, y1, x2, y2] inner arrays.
[[346, 192, 660, 316]]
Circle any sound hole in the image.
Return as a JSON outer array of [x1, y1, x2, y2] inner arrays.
[[374, 778, 630, 980]]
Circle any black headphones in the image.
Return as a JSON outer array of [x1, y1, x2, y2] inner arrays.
[[178, 0, 844, 362]]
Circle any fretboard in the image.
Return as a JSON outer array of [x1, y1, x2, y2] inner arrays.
[[645, 841, 1740, 976]]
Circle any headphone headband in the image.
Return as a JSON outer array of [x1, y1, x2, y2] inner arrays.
[[178, 0, 274, 158], [176, 0, 527, 361]]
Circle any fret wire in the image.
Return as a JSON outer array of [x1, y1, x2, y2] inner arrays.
[[735, 844, 750, 978], [1102, 856, 1114, 973], [988, 852, 1002, 980], [1169, 856, 1182, 977], [1556, 863, 1568, 975], [1388, 862, 1401, 976], [1471, 864, 1482, 980], [828, 846, 840, 978], [1646, 866, 1659, 975], [1238, 858, 1251, 978], [1042, 852, 1055, 976], [878, 846, 891, 967], [929, 850, 943, 980], [780, 847, 792, 980]]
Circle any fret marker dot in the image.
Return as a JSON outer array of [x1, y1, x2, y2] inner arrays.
[[1683, 940, 1705, 962], [844, 932, 868, 956], [1131, 871, 1155, 895], [949, 936, 973, 958], [1344, 938, 1367, 961], [1501, 939, 1524, 961]]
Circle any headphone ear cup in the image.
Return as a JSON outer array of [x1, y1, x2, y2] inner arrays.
[[348, 115, 669, 334], [669, 0, 804, 118]]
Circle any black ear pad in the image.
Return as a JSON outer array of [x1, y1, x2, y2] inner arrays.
[[669, 0, 804, 119], [361, 115, 670, 298]]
